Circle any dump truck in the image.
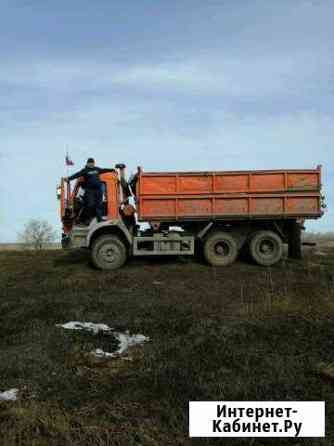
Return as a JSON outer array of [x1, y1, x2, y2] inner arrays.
[[58, 164, 325, 270]]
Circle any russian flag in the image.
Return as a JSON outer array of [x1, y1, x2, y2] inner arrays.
[[65, 154, 74, 166]]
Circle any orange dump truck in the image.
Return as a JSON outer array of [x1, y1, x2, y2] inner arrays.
[[58, 165, 324, 269]]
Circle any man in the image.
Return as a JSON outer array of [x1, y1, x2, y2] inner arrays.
[[65, 158, 115, 223]]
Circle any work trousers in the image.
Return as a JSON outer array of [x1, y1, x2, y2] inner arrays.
[[85, 187, 103, 222]]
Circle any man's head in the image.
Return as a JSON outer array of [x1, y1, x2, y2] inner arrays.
[[86, 157, 95, 168]]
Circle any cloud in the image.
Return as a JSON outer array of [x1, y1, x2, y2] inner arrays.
[[0, 48, 332, 101]]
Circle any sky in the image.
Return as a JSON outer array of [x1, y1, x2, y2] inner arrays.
[[0, 0, 333, 242]]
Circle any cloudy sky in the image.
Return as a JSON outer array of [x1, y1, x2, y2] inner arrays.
[[0, 0, 333, 242]]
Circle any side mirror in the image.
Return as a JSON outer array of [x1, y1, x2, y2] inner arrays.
[[56, 185, 61, 200], [115, 163, 126, 169]]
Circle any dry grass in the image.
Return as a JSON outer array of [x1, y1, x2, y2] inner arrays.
[[303, 231, 334, 243], [1, 248, 334, 445]]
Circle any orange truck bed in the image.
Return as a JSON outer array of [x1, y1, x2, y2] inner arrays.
[[137, 166, 323, 222]]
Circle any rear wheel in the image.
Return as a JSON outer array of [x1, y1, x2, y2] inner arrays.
[[203, 232, 238, 266], [249, 230, 283, 266], [91, 235, 127, 270]]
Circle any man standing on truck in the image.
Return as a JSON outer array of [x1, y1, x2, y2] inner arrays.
[[65, 158, 115, 223]]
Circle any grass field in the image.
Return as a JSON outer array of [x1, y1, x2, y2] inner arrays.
[[0, 246, 334, 445]]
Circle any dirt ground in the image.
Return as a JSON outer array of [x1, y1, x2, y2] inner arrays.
[[0, 246, 334, 445]]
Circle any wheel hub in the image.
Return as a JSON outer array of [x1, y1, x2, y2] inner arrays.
[[215, 242, 230, 256], [100, 245, 117, 262], [259, 240, 275, 256]]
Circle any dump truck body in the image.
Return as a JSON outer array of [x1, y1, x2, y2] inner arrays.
[[58, 164, 324, 270], [137, 167, 322, 223]]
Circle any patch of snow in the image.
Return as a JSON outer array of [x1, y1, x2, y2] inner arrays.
[[92, 332, 149, 358], [117, 332, 149, 355], [0, 389, 19, 401], [94, 348, 115, 358], [152, 280, 163, 285], [56, 321, 113, 334], [57, 322, 149, 359]]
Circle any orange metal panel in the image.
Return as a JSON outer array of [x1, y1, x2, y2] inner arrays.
[[178, 175, 211, 193], [140, 198, 176, 217], [286, 196, 319, 214], [250, 173, 285, 191], [287, 172, 320, 190], [137, 167, 323, 222], [139, 193, 322, 220], [178, 198, 212, 216], [141, 176, 177, 195], [100, 173, 119, 219], [139, 168, 321, 196], [214, 198, 249, 214], [214, 174, 249, 192], [252, 197, 284, 214], [60, 177, 67, 219]]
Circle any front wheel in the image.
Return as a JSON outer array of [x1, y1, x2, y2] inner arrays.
[[91, 235, 127, 270], [249, 230, 283, 266], [203, 231, 238, 266]]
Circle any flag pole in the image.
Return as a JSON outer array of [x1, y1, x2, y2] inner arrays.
[[66, 146, 69, 178]]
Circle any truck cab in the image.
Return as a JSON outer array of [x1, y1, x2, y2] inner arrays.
[[58, 165, 136, 263]]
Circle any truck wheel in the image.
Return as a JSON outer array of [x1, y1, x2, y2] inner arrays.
[[249, 230, 283, 266], [91, 235, 127, 270], [203, 232, 238, 266]]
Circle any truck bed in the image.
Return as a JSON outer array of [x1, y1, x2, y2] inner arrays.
[[137, 166, 323, 221]]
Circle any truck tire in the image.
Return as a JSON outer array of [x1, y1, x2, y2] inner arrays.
[[91, 235, 127, 270], [249, 230, 283, 266], [203, 232, 238, 266]]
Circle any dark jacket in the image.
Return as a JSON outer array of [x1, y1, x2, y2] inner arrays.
[[68, 166, 115, 189]]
